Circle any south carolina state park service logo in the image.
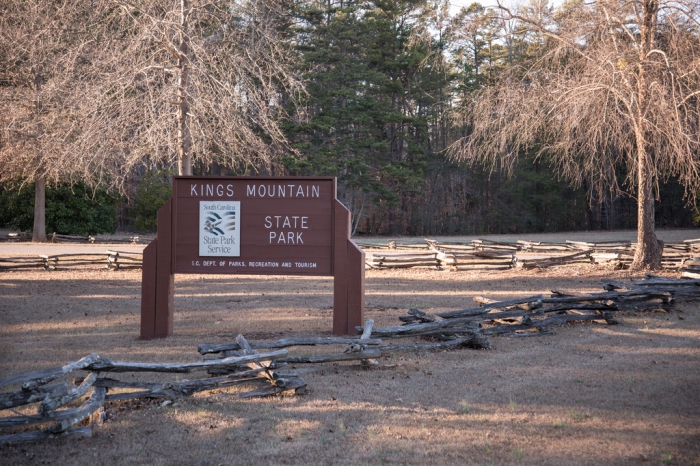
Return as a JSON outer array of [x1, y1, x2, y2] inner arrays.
[[199, 201, 241, 257]]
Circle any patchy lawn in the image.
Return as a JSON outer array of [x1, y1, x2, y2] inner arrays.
[[1, 261, 699, 465]]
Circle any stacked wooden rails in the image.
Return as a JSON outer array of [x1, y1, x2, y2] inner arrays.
[[48, 233, 152, 244], [1, 236, 699, 272], [680, 258, 700, 279], [0, 232, 152, 244], [365, 251, 441, 269], [683, 238, 700, 252], [384, 275, 692, 339], [355, 240, 429, 250], [426, 240, 516, 270], [105, 250, 143, 270], [0, 251, 143, 271]]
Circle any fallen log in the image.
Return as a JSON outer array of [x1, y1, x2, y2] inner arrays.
[[0, 383, 70, 410], [0, 387, 105, 430], [39, 372, 98, 416], [0, 426, 93, 446], [197, 337, 382, 355], [239, 377, 307, 398], [437, 295, 543, 319], [285, 349, 382, 364], [0, 353, 102, 390], [85, 350, 288, 373], [378, 335, 490, 352], [356, 319, 481, 338], [47, 387, 106, 433], [102, 375, 271, 402]]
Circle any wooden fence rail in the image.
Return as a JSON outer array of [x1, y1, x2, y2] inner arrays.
[[1, 237, 699, 271], [0, 251, 143, 271]]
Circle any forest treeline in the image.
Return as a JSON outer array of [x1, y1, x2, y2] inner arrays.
[[282, 0, 695, 234], [0, 0, 697, 236]]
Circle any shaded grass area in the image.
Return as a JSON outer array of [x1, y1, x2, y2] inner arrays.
[[0, 266, 699, 465]]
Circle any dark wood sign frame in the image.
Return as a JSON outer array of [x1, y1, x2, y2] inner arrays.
[[140, 176, 364, 339]]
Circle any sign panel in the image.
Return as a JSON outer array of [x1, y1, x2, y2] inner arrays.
[[199, 201, 240, 257], [173, 177, 335, 276]]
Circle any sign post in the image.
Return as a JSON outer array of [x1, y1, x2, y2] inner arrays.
[[140, 176, 364, 339]]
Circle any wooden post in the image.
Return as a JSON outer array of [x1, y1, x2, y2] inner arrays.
[[140, 240, 157, 339], [140, 200, 174, 339], [347, 239, 365, 332], [333, 200, 364, 335]]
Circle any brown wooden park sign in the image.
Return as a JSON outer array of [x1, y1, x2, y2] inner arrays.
[[140, 176, 365, 339]]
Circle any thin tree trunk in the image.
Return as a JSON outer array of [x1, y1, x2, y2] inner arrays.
[[32, 71, 46, 243], [32, 174, 46, 242], [177, 0, 192, 176], [631, 143, 662, 269]]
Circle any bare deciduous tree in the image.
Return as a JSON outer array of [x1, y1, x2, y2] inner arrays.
[[0, 0, 102, 241], [451, 0, 700, 269], [77, 0, 304, 177]]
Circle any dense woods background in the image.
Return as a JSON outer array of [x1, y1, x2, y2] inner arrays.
[[0, 0, 697, 237]]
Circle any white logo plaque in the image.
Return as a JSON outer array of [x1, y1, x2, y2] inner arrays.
[[199, 201, 241, 256]]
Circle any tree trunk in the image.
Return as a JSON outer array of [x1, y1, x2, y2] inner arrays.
[[631, 0, 662, 270], [631, 145, 662, 269], [177, 0, 192, 176], [32, 70, 47, 243], [32, 174, 47, 242]]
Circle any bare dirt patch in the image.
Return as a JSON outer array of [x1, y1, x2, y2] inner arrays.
[[1, 262, 699, 465]]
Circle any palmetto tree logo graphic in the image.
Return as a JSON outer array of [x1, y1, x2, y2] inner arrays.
[[203, 211, 236, 236]]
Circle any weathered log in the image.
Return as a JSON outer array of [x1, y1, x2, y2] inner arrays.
[[0, 387, 106, 430], [474, 296, 543, 311], [101, 371, 275, 401], [356, 319, 481, 338], [197, 337, 382, 355], [359, 319, 374, 340], [358, 319, 379, 367], [436, 295, 544, 319], [540, 289, 672, 304], [0, 382, 69, 409], [399, 308, 443, 324], [285, 349, 382, 364], [631, 278, 700, 287], [0, 353, 102, 390], [77, 367, 269, 392], [0, 426, 92, 446], [540, 303, 618, 313], [239, 377, 307, 398], [39, 372, 97, 416], [85, 350, 288, 373], [550, 289, 582, 297], [235, 334, 276, 382], [378, 335, 490, 352], [47, 387, 106, 433]]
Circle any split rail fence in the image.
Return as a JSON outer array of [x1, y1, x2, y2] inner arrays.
[[2, 234, 700, 272], [2, 275, 697, 445]]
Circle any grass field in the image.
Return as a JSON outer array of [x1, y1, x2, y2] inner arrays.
[[1, 236, 699, 465]]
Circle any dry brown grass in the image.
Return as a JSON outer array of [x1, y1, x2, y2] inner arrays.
[[1, 262, 699, 465]]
